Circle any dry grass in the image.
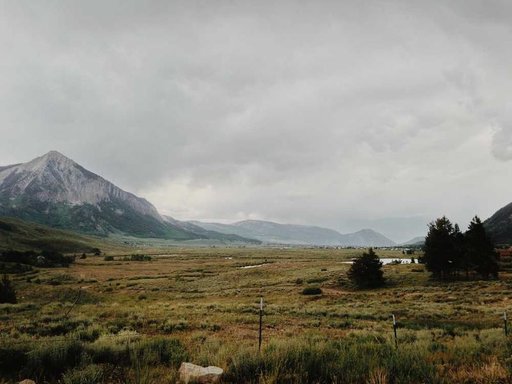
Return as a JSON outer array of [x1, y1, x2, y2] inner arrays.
[[2, 247, 512, 383]]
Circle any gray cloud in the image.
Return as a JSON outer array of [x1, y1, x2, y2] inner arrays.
[[1, 0, 511, 241], [492, 125, 512, 161]]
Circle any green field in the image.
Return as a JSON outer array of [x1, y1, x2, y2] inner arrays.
[[2, 247, 512, 383]]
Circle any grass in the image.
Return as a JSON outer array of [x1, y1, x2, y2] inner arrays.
[[2, 247, 512, 383]]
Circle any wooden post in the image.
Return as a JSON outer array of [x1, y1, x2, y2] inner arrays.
[[392, 314, 398, 349], [258, 297, 263, 352], [504, 311, 508, 337]]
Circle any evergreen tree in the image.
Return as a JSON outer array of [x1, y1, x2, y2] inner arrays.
[[0, 274, 17, 304], [347, 248, 385, 288], [452, 224, 467, 277], [423, 217, 458, 279], [465, 216, 499, 279]]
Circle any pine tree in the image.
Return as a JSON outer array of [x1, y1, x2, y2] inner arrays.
[[465, 216, 499, 279], [452, 224, 467, 277], [423, 217, 458, 279], [347, 248, 385, 289], [0, 274, 17, 304]]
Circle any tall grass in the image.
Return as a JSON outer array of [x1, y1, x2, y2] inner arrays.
[[224, 336, 438, 384], [0, 336, 187, 382]]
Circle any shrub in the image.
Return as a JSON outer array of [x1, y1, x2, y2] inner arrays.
[[302, 287, 322, 295], [62, 364, 103, 384], [0, 274, 16, 304], [86, 337, 188, 368], [0, 250, 73, 267], [24, 339, 84, 380], [130, 254, 152, 262], [133, 338, 188, 367], [104, 256, 114, 261], [347, 248, 385, 289], [0, 342, 28, 376]]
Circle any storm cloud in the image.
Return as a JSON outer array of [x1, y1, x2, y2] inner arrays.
[[1, 0, 511, 242]]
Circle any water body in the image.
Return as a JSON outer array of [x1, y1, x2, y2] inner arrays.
[[342, 258, 414, 265], [239, 263, 270, 269]]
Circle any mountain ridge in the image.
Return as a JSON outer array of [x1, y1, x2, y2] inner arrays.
[[191, 219, 396, 247]]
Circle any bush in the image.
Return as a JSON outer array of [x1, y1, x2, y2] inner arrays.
[[302, 287, 322, 295], [0, 250, 73, 268], [62, 364, 103, 384], [0, 274, 17, 304], [0, 342, 28, 376], [347, 248, 385, 289], [24, 339, 84, 380], [103, 256, 114, 261], [130, 254, 152, 261], [86, 337, 188, 368]]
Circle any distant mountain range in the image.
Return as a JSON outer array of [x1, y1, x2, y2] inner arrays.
[[400, 236, 425, 246], [190, 219, 397, 247], [0, 151, 432, 246]]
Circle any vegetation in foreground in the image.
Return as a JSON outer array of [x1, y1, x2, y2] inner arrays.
[[1, 247, 512, 383]]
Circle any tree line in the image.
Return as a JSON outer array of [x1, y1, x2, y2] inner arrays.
[[422, 216, 498, 279], [348, 215, 499, 288]]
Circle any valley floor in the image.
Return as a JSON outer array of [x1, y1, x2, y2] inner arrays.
[[2, 247, 512, 383]]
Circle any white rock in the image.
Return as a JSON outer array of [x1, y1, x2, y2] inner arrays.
[[178, 362, 223, 384]]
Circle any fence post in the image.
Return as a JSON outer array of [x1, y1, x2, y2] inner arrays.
[[259, 297, 264, 352], [504, 311, 508, 337], [392, 314, 398, 349]]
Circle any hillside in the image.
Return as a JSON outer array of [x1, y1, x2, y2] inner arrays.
[[0, 216, 119, 253], [163, 216, 261, 244], [484, 202, 512, 245]]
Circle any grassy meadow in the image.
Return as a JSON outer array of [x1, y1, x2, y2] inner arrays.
[[2, 247, 512, 383]]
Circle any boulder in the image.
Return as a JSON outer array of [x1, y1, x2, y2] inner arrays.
[[178, 362, 223, 384], [19, 380, 36, 384]]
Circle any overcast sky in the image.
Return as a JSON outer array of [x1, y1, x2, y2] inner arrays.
[[1, 0, 511, 242]]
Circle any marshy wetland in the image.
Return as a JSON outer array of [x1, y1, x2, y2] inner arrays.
[[2, 247, 512, 383]]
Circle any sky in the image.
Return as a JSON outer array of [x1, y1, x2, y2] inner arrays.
[[0, 0, 511, 242]]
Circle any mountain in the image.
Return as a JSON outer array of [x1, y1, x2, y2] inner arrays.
[[162, 216, 261, 244], [0, 151, 201, 240], [400, 236, 425, 246], [341, 228, 397, 247], [484, 202, 512, 245], [190, 219, 396, 247]]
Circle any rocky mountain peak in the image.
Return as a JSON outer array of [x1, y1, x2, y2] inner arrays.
[[0, 151, 163, 221]]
